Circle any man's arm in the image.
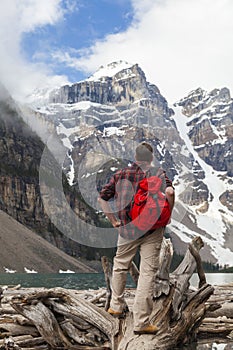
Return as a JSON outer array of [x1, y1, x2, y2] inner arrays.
[[98, 198, 121, 228], [165, 186, 175, 212], [156, 168, 175, 212], [98, 171, 122, 228]]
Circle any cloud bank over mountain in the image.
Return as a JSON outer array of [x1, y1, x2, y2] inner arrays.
[[0, 0, 70, 99], [0, 0, 233, 102], [73, 0, 233, 102]]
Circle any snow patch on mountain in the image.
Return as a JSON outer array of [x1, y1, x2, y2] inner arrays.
[[103, 126, 126, 137], [86, 61, 134, 81], [67, 151, 75, 186], [57, 123, 80, 140], [37, 101, 102, 114]]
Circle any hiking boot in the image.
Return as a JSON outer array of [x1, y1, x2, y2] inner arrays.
[[134, 324, 159, 335], [107, 308, 124, 318]]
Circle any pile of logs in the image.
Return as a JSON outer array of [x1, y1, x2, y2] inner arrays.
[[0, 236, 233, 349], [199, 284, 233, 339], [0, 286, 118, 349]]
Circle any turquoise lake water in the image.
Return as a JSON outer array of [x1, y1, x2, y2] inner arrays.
[[1, 272, 232, 289]]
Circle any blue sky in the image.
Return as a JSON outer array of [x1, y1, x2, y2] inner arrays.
[[0, 0, 233, 102], [21, 0, 134, 82]]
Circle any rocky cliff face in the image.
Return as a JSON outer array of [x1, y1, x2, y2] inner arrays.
[[0, 84, 102, 261], [0, 84, 44, 228], [175, 87, 233, 176], [29, 62, 175, 153], [49, 62, 172, 119]]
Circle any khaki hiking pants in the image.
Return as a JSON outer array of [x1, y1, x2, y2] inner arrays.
[[110, 227, 164, 331]]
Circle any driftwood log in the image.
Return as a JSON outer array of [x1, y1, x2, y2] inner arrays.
[[0, 236, 232, 349]]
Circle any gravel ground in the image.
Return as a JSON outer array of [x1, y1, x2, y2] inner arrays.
[[0, 210, 97, 273]]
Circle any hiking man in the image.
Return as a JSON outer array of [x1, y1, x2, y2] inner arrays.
[[98, 142, 174, 334]]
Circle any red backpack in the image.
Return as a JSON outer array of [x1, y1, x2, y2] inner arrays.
[[129, 175, 171, 232]]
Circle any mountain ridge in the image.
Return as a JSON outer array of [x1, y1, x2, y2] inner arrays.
[[0, 83, 107, 268], [1, 60, 232, 267], [24, 61, 233, 266]]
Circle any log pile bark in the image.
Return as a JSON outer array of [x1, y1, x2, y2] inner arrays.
[[0, 236, 232, 349]]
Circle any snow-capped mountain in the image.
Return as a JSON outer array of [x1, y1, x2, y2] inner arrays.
[[175, 87, 232, 176], [173, 88, 233, 265], [25, 61, 233, 266]]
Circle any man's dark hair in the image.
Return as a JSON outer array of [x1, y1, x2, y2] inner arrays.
[[135, 142, 153, 162]]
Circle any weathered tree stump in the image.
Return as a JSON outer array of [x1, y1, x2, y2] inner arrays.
[[1, 236, 233, 349]]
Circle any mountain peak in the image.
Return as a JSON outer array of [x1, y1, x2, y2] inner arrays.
[[209, 87, 231, 102], [86, 60, 136, 81], [175, 86, 232, 116]]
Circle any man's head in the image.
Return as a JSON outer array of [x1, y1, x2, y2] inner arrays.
[[135, 142, 153, 163]]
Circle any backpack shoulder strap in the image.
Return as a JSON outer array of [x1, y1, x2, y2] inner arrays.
[[149, 166, 164, 178]]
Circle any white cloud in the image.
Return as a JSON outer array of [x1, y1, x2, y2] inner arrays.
[[1, 0, 233, 103], [17, 0, 64, 31], [65, 0, 233, 102], [0, 0, 68, 101]]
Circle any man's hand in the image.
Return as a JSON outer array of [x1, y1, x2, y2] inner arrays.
[[98, 197, 121, 228], [112, 219, 121, 228]]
